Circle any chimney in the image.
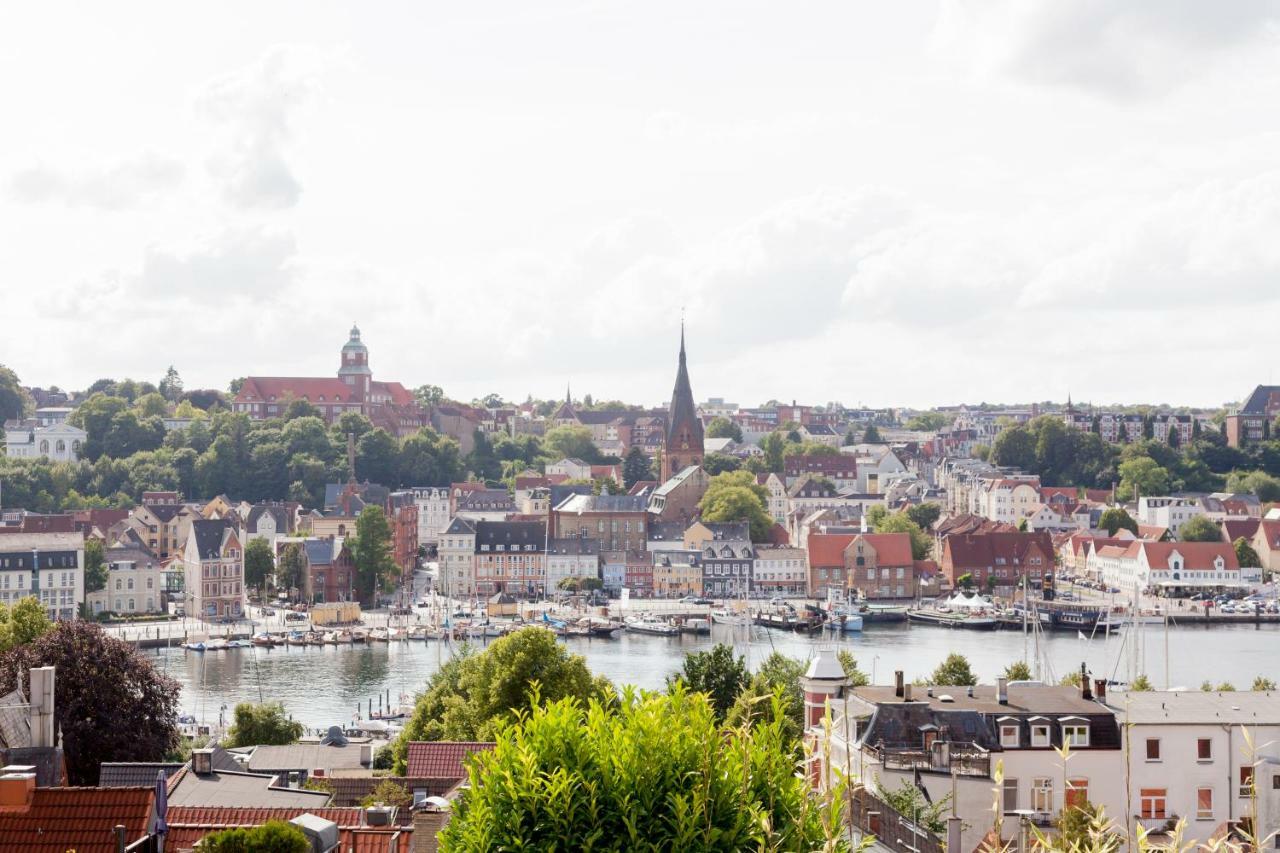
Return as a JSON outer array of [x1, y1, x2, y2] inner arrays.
[[894, 670, 905, 698], [360, 743, 373, 766], [191, 748, 214, 775], [1093, 679, 1107, 702], [29, 666, 55, 748], [365, 805, 394, 827], [0, 768, 36, 808], [903, 683, 913, 702], [997, 677, 1008, 705], [1080, 664, 1092, 700]]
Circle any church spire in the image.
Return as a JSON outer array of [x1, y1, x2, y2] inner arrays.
[[663, 321, 703, 480]]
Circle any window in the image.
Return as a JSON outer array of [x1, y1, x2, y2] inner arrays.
[[1196, 787, 1214, 820], [1146, 738, 1161, 761], [1032, 778, 1053, 813], [1066, 779, 1089, 812], [1140, 789, 1167, 820], [1062, 724, 1089, 747], [1003, 778, 1019, 813], [1241, 766, 1255, 797], [1197, 738, 1212, 761], [1000, 724, 1020, 748]]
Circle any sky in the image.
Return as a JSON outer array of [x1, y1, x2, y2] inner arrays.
[[3, 1, 1280, 410]]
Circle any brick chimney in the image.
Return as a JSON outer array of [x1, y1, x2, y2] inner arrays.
[[0, 767, 36, 809]]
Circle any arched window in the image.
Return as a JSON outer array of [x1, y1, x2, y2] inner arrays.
[[55, 440, 65, 453], [39, 440, 49, 453], [72, 440, 81, 454]]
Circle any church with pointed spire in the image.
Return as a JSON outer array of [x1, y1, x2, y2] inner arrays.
[[661, 325, 704, 481]]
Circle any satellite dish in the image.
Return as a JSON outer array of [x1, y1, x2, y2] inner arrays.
[[423, 796, 451, 811]]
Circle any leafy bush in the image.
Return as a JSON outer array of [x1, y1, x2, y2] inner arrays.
[[439, 687, 849, 851], [200, 820, 309, 852]]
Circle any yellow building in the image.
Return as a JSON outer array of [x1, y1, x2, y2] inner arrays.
[[652, 551, 702, 597]]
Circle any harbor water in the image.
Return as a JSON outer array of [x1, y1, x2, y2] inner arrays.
[[153, 620, 1280, 730]]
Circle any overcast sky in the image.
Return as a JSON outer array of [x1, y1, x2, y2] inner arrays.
[[4, 2, 1280, 410]]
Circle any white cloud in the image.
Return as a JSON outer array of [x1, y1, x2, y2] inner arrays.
[[6, 152, 184, 209], [198, 45, 325, 210], [934, 0, 1280, 98]]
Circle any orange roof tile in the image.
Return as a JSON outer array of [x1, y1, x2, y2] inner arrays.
[[0, 787, 154, 853], [404, 742, 494, 778]]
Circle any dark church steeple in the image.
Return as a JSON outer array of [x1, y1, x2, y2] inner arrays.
[[662, 321, 703, 481]]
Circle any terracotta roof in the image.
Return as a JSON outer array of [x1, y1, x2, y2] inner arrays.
[[1137, 524, 1169, 541], [1138, 540, 1239, 571], [1259, 520, 1280, 551], [1221, 518, 1260, 543], [404, 742, 494, 779], [236, 376, 355, 404], [165, 805, 410, 851], [0, 786, 154, 853], [942, 531, 1055, 571], [807, 533, 855, 568], [853, 533, 914, 565]]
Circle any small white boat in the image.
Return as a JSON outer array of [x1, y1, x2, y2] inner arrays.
[[625, 614, 680, 636], [334, 629, 354, 644], [369, 627, 390, 642], [710, 609, 749, 626], [205, 638, 230, 651], [388, 627, 407, 642], [350, 629, 368, 643]]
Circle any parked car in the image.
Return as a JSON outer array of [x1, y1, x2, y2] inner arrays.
[[284, 611, 307, 622], [260, 607, 276, 616]]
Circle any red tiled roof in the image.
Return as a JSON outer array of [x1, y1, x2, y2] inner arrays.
[[0, 787, 154, 853], [404, 742, 494, 779], [807, 533, 855, 568], [1221, 518, 1260, 543], [942, 531, 1055, 571], [1139, 541, 1239, 571], [1259, 520, 1280, 551], [165, 805, 409, 851], [236, 376, 354, 403], [854, 533, 914, 566], [1137, 524, 1169, 541]]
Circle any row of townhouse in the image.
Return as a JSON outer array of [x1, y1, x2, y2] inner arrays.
[[1063, 410, 1198, 445], [1087, 539, 1262, 596], [802, 654, 1280, 853]]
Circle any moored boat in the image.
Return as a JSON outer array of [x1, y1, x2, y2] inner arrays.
[[625, 614, 680, 636], [906, 608, 999, 630]]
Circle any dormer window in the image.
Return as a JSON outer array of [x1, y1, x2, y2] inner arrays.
[[998, 718, 1020, 748], [1061, 718, 1090, 747]]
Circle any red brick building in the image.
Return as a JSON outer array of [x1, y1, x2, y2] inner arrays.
[[232, 325, 426, 437], [784, 454, 857, 488], [807, 532, 915, 600], [940, 530, 1055, 597]]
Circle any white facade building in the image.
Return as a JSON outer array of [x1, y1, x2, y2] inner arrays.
[[4, 422, 87, 462], [0, 532, 84, 621], [411, 487, 451, 546], [546, 537, 600, 590], [439, 517, 477, 596], [1088, 540, 1258, 595], [1110, 690, 1280, 849], [1137, 497, 1206, 540], [752, 546, 807, 594]]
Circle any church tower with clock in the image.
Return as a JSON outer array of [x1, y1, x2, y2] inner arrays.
[[661, 324, 704, 481]]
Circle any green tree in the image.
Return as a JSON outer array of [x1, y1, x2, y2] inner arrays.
[[1130, 674, 1153, 692], [991, 425, 1037, 471], [283, 397, 321, 420], [542, 424, 599, 463], [84, 538, 108, 594], [836, 650, 870, 686], [905, 412, 950, 432], [350, 505, 397, 605], [1178, 516, 1221, 543], [392, 628, 610, 772], [1234, 537, 1262, 569], [399, 428, 464, 487], [356, 428, 399, 486], [0, 364, 33, 423], [760, 431, 788, 473], [861, 424, 882, 443], [133, 392, 169, 419], [199, 820, 309, 853], [1216, 682, 1237, 692], [667, 643, 749, 721], [1225, 470, 1280, 503], [877, 779, 952, 834], [702, 452, 742, 475], [622, 446, 653, 489], [698, 471, 773, 542], [956, 572, 973, 589], [904, 502, 942, 530], [706, 417, 744, 442], [224, 701, 304, 748], [1117, 456, 1170, 500], [0, 596, 53, 652], [158, 366, 184, 402], [1098, 508, 1138, 536], [438, 689, 846, 852], [1252, 676, 1276, 691], [1017, 517, 1029, 532], [0, 621, 180, 784], [1003, 660, 1033, 681], [873, 511, 933, 560], [360, 778, 413, 808], [929, 652, 977, 686], [277, 542, 306, 595], [414, 384, 445, 407], [244, 537, 275, 601]]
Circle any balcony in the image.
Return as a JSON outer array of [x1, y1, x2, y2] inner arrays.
[[875, 741, 991, 777]]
